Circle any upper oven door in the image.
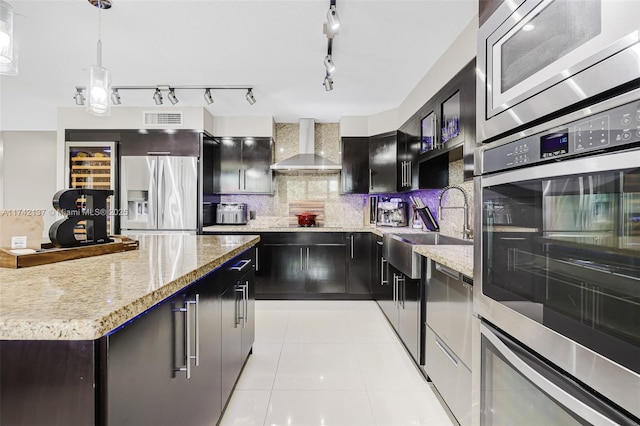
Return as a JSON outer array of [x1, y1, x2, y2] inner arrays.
[[478, 0, 640, 142]]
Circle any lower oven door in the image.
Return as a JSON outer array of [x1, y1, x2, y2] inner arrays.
[[480, 321, 637, 425]]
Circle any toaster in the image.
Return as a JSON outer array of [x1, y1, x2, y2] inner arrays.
[[215, 203, 248, 225]]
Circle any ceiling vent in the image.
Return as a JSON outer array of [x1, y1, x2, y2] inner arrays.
[[142, 111, 184, 127]]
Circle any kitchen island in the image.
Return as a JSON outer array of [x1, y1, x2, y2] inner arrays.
[[0, 234, 259, 426]]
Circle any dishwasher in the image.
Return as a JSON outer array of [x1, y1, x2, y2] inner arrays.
[[423, 258, 473, 426]]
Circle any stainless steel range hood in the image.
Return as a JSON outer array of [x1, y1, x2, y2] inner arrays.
[[270, 118, 341, 173]]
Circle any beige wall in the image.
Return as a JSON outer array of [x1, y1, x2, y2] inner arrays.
[[1, 131, 58, 242]]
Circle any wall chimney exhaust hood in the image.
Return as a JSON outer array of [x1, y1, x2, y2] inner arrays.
[[270, 118, 341, 173]]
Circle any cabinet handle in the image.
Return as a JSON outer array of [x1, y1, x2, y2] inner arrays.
[[396, 276, 405, 309], [350, 235, 354, 259], [381, 257, 388, 285], [238, 169, 242, 190], [369, 169, 373, 191], [256, 248, 259, 272], [243, 169, 247, 190], [435, 262, 460, 281], [376, 240, 383, 246], [147, 151, 171, 155], [400, 162, 405, 187], [435, 336, 459, 367], [300, 247, 304, 271], [243, 281, 249, 327], [173, 295, 198, 379], [405, 162, 409, 187], [393, 274, 398, 307], [235, 285, 244, 327], [407, 161, 411, 186], [306, 247, 310, 270], [230, 259, 252, 272]]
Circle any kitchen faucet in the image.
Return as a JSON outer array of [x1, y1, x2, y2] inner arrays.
[[437, 185, 473, 240]]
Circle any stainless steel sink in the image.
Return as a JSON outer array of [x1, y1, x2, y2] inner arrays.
[[383, 233, 472, 279]]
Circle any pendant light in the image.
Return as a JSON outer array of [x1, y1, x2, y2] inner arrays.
[[0, 0, 17, 75], [86, 0, 111, 116]]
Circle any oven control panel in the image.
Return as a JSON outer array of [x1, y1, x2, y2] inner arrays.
[[482, 100, 640, 174]]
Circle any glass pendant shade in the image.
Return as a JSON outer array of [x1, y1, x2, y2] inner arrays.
[[87, 64, 111, 116], [0, 1, 16, 74]]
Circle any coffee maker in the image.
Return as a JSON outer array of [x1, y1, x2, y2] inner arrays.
[[376, 199, 408, 227]]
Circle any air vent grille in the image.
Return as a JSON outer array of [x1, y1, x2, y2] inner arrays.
[[143, 111, 183, 126]]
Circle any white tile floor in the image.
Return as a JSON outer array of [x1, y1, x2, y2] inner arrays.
[[220, 300, 455, 426]]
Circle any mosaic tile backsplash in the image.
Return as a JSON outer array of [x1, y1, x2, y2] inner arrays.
[[221, 122, 474, 237]]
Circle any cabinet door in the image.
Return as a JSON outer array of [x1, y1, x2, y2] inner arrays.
[[341, 137, 370, 194], [260, 244, 305, 294], [379, 268, 400, 329], [242, 138, 273, 193], [398, 276, 422, 365], [305, 244, 347, 293], [221, 281, 243, 406], [219, 138, 243, 193], [185, 275, 223, 425], [347, 233, 372, 295], [241, 268, 256, 360], [369, 132, 397, 193], [106, 293, 188, 426]]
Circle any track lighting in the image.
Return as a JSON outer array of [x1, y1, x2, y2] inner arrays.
[[327, 4, 341, 33], [167, 88, 179, 105], [324, 74, 334, 91], [74, 89, 85, 105], [204, 88, 214, 105], [245, 89, 256, 105], [324, 55, 336, 73], [111, 88, 121, 105], [153, 88, 163, 105]]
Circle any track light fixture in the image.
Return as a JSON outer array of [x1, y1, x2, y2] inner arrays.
[[245, 89, 256, 105], [167, 88, 179, 105], [153, 88, 163, 105], [111, 88, 121, 105], [73, 85, 255, 107], [327, 3, 341, 34], [74, 89, 85, 105], [324, 55, 336, 73], [324, 74, 334, 91], [204, 88, 214, 105], [322, 0, 340, 91]]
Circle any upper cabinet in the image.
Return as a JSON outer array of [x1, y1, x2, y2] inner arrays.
[[218, 137, 274, 194], [368, 132, 398, 193], [416, 59, 477, 185], [341, 137, 370, 194], [397, 120, 420, 192]]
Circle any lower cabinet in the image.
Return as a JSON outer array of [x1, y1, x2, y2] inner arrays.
[[347, 233, 373, 296], [378, 264, 423, 365], [257, 233, 348, 298]]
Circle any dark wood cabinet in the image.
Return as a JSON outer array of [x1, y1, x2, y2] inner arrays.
[[258, 233, 347, 298], [347, 233, 373, 296], [218, 137, 273, 194], [341, 137, 370, 194], [416, 59, 477, 185], [369, 131, 398, 193], [0, 249, 256, 426], [397, 121, 421, 191]]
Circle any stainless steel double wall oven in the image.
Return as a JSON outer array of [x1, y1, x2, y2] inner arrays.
[[475, 0, 640, 423]]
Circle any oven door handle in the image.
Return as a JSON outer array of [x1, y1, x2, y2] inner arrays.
[[480, 323, 619, 426]]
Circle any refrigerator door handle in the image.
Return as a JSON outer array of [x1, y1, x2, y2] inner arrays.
[[149, 157, 158, 230], [156, 157, 164, 228]]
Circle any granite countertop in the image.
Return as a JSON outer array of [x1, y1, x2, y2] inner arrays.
[[414, 245, 474, 278], [204, 225, 473, 276], [0, 234, 260, 341]]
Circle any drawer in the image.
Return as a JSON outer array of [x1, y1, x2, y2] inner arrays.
[[424, 326, 472, 426]]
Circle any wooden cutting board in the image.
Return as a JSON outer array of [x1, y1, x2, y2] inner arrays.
[[288, 201, 325, 227]]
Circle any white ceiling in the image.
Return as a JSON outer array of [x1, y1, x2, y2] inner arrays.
[[0, 0, 477, 130]]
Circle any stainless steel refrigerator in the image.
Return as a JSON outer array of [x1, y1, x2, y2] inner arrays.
[[120, 155, 198, 232]]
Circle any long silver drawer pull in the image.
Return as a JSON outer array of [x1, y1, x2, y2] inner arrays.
[[435, 337, 458, 367], [350, 235, 354, 259], [255, 248, 259, 272], [230, 259, 252, 272], [172, 298, 191, 378], [435, 262, 460, 281], [306, 247, 310, 270], [396, 276, 405, 308], [235, 285, 244, 326], [381, 257, 388, 285], [191, 294, 199, 367], [300, 247, 304, 271], [243, 282, 249, 327], [147, 151, 171, 155]]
